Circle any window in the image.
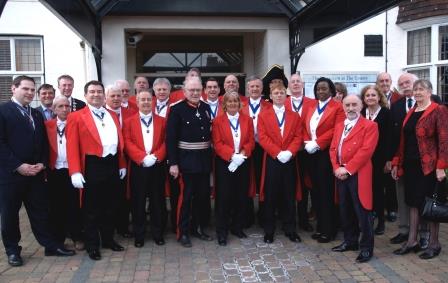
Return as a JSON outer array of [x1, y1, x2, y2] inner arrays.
[[0, 36, 44, 104], [408, 69, 430, 81], [438, 66, 448, 104], [439, 25, 448, 61], [364, 35, 383, 56], [407, 28, 431, 64]]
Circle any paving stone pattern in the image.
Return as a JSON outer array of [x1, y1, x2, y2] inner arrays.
[[1, 208, 448, 282]]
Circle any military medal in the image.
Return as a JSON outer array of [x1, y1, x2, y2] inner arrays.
[[195, 110, 201, 118], [92, 110, 106, 127], [229, 118, 240, 138]]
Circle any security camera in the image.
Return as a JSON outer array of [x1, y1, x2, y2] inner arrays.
[[127, 34, 143, 45]]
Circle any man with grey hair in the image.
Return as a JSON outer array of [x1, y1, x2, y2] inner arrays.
[[115, 79, 137, 113], [166, 76, 213, 247], [45, 95, 84, 251], [376, 72, 401, 107], [329, 94, 378, 263], [153, 78, 172, 118], [104, 84, 133, 238]]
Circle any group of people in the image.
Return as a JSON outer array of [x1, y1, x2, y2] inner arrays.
[[0, 65, 447, 267]]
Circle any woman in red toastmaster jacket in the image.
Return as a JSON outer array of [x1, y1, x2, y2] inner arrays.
[[212, 91, 255, 246], [392, 79, 448, 259], [302, 77, 345, 243], [258, 83, 303, 244]]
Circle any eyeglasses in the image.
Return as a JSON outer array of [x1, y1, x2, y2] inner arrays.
[[186, 88, 202, 93]]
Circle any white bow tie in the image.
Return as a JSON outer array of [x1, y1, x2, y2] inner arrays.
[[93, 108, 105, 115], [275, 108, 285, 115], [291, 97, 301, 103], [141, 114, 152, 120], [57, 121, 65, 127]]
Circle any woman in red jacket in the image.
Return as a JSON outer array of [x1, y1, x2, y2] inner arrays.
[[212, 91, 255, 246], [392, 79, 448, 259]]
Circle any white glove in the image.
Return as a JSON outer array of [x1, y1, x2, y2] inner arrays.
[[304, 141, 319, 154], [142, 154, 157, 167], [228, 161, 239, 172], [277, 151, 292, 163], [119, 168, 127, 179], [71, 173, 85, 189], [231, 153, 247, 166]]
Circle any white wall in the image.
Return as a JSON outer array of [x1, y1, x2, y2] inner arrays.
[[298, 7, 406, 89], [101, 16, 290, 85], [0, 0, 94, 100]]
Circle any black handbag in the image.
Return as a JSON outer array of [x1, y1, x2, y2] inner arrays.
[[421, 178, 448, 223]]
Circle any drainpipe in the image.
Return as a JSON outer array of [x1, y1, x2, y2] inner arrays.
[[385, 9, 388, 72]]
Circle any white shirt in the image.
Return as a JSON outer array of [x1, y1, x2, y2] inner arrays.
[[155, 98, 169, 118], [290, 95, 303, 116], [140, 112, 154, 154], [106, 105, 123, 126], [249, 97, 262, 139], [338, 117, 360, 164], [310, 97, 331, 141], [366, 106, 381, 121], [273, 105, 286, 137], [227, 112, 241, 153], [55, 118, 68, 169], [88, 104, 118, 157], [207, 99, 219, 120], [40, 104, 53, 120]]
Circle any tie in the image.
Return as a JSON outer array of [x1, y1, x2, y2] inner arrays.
[[344, 124, 353, 135], [45, 109, 53, 120], [57, 122, 65, 143], [407, 98, 413, 109]]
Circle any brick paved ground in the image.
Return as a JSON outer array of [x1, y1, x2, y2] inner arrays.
[[1, 208, 448, 282]]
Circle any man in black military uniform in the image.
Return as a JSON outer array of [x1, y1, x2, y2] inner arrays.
[[166, 76, 213, 247]]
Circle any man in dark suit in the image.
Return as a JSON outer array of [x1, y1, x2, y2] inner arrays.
[[57, 74, 86, 112], [34, 84, 56, 121], [0, 76, 75, 267], [389, 73, 442, 247]]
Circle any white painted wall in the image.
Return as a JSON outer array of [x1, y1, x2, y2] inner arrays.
[[0, 0, 94, 100], [297, 7, 407, 90], [101, 16, 290, 85]]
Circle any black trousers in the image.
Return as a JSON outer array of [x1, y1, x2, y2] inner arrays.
[[337, 174, 374, 252], [306, 149, 337, 237], [169, 173, 180, 233], [177, 172, 210, 236], [130, 162, 167, 241], [215, 157, 249, 237], [262, 156, 297, 235], [114, 177, 131, 234], [296, 151, 311, 226], [247, 142, 264, 227], [0, 173, 58, 256], [47, 168, 83, 244], [372, 159, 386, 224], [83, 154, 120, 250]]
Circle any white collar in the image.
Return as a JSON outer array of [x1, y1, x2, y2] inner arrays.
[[250, 97, 261, 104]]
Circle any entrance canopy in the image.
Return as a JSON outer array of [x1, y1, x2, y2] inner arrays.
[[0, 0, 401, 77]]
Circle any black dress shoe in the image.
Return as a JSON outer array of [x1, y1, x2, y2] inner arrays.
[[285, 232, 302, 242], [118, 231, 132, 238], [45, 247, 76, 256], [317, 234, 333, 243], [231, 230, 247, 239], [299, 223, 314, 232], [8, 254, 23, 267], [393, 243, 421, 255], [217, 236, 227, 246], [419, 247, 441, 259], [103, 241, 124, 251], [390, 233, 408, 244], [386, 211, 397, 222], [311, 233, 321, 240], [134, 239, 144, 248], [191, 229, 213, 241], [419, 238, 429, 250], [374, 223, 385, 235], [179, 235, 192, 248], [154, 238, 165, 246], [264, 234, 274, 243], [332, 242, 359, 252], [88, 249, 101, 260], [356, 250, 373, 263]]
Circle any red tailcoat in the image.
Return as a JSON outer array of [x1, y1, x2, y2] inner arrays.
[[127, 96, 138, 113], [257, 107, 303, 201], [66, 107, 126, 177], [303, 99, 345, 150], [45, 119, 60, 170], [392, 103, 448, 176], [330, 117, 379, 210]]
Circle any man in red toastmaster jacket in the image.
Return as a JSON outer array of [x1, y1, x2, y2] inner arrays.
[[329, 94, 378, 263], [66, 81, 127, 261], [123, 89, 167, 248]]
